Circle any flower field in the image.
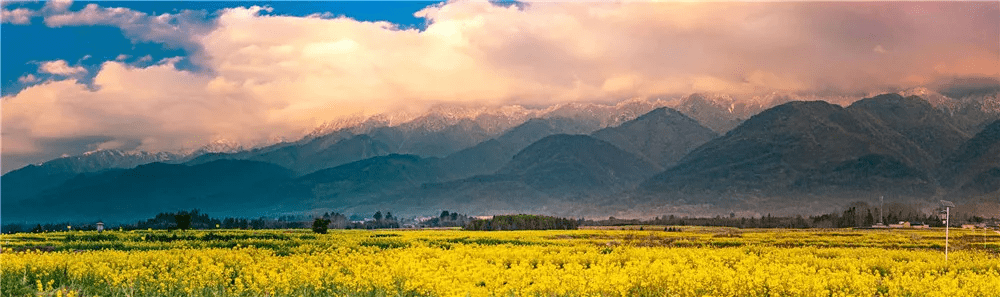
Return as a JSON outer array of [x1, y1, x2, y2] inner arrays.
[[2, 227, 999, 297]]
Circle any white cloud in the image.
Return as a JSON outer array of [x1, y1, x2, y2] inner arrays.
[[44, 3, 214, 53], [1, 7, 33, 24], [43, 0, 72, 13], [17, 74, 39, 84], [156, 56, 183, 66], [38, 60, 87, 76], [3, 61, 291, 157], [115, 54, 129, 61]]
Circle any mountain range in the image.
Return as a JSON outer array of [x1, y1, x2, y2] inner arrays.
[[3, 91, 999, 223]]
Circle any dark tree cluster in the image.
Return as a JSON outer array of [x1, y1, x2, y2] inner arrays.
[[347, 211, 400, 229], [134, 210, 220, 230], [129, 210, 315, 231], [2, 222, 95, 233], [420, 211, 473, 227], [613, 214, 812, 229], [465, 214, 580, 231], [312, 218, 330, 234], [809, 202, 944, 228], [582, 202, 954, 229]]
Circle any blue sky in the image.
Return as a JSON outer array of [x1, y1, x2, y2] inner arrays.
[[2, 1, 440, 95]]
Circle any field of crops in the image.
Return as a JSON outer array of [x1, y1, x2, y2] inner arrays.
[[3, 226, 1000, 297]]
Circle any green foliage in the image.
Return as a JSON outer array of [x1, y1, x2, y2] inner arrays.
[[465, 214, 579, 231], [175, 213, 192, 230], [312, 218, 331, 234]]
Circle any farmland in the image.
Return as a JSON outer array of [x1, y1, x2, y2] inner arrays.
[[2, 227, 1000, 297]]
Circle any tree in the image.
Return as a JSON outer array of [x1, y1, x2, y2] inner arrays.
[[373, 211, 383, 221], [440, 211, 450, 219], [175, 213, 192, 230], [385, 212, 394, 221], [312, 218, 331, 234]]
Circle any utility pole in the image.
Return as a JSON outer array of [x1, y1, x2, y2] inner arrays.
[[879, 196, 884, 225], [941, 200, 955, 263]]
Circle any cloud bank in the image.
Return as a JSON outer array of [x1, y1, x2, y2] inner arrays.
[[3, 0, 999, 171]]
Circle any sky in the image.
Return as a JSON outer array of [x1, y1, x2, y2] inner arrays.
[[2, 0, 999, 172]]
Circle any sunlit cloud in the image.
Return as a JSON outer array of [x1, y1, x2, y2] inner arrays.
[[0, 6, 33, 24], [43, 2, 214, 53], [37, 60, 87, 76], [2, 0, 998, 171], [17, 74, 39, 84]]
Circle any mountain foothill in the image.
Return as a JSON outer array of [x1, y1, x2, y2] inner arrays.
[[3, 92, 999, 223]]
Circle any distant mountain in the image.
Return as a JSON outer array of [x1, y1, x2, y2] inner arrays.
[[301, 98, 670, 158], [295, 154, 450, 209], [185, 122, 481, 175], [847, 93, 971, 169], [901, 87, 1000, 135], [539, 98, 671, 131], [436, 117, 598, 178], [672, 93, 773, 133], [641, 95, 969, 201], [13, 93, 1000, 222], [251, 135, 392, 175], [498, 134, 659, 193], [592, 107, 718, 169], [4, 98, 672, 182], [366, 119, 491, 158], [351, 134, 659, 217], [938, 120, 1000, 195], [2, 160, 299, 223], [1, 150, 182, 203]]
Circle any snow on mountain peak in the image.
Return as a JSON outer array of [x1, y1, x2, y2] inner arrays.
[[196, 139, 246, 154]]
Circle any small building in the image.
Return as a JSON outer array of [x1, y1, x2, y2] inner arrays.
[[910, 222, 929, 229], [96, 222, 104, 232], [888, 221, 910, 228]]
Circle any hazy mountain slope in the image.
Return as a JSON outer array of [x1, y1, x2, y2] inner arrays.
[[640, 98, 944, 199], [1, 150, 181, 203], [497, 134, 659, 193], [592, 107, 718, 169], [846, 94, 971, 169], [938, 120, 1000, 195], [246, 135, 392, 175], [2, 160, 299, 223], [437, 117, 597, 178], [366, 119, 491, 158], [295, 154, 450, 209], [350, 134, 659, 216]]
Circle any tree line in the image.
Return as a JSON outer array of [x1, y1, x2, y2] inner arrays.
[[584, 201, 978, 229], [3, 202, 994, 234], [465, 214, 580, 231]]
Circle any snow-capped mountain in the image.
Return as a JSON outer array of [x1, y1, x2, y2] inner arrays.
[[538, 97, 672, 131], [899, 87, 1000, 134], [192, 139, 248, 155], [307, 98, 673, 141], [671, 93, 766, 133]]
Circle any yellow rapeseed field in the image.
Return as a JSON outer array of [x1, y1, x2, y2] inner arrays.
[[2, 227, 999, 296]]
